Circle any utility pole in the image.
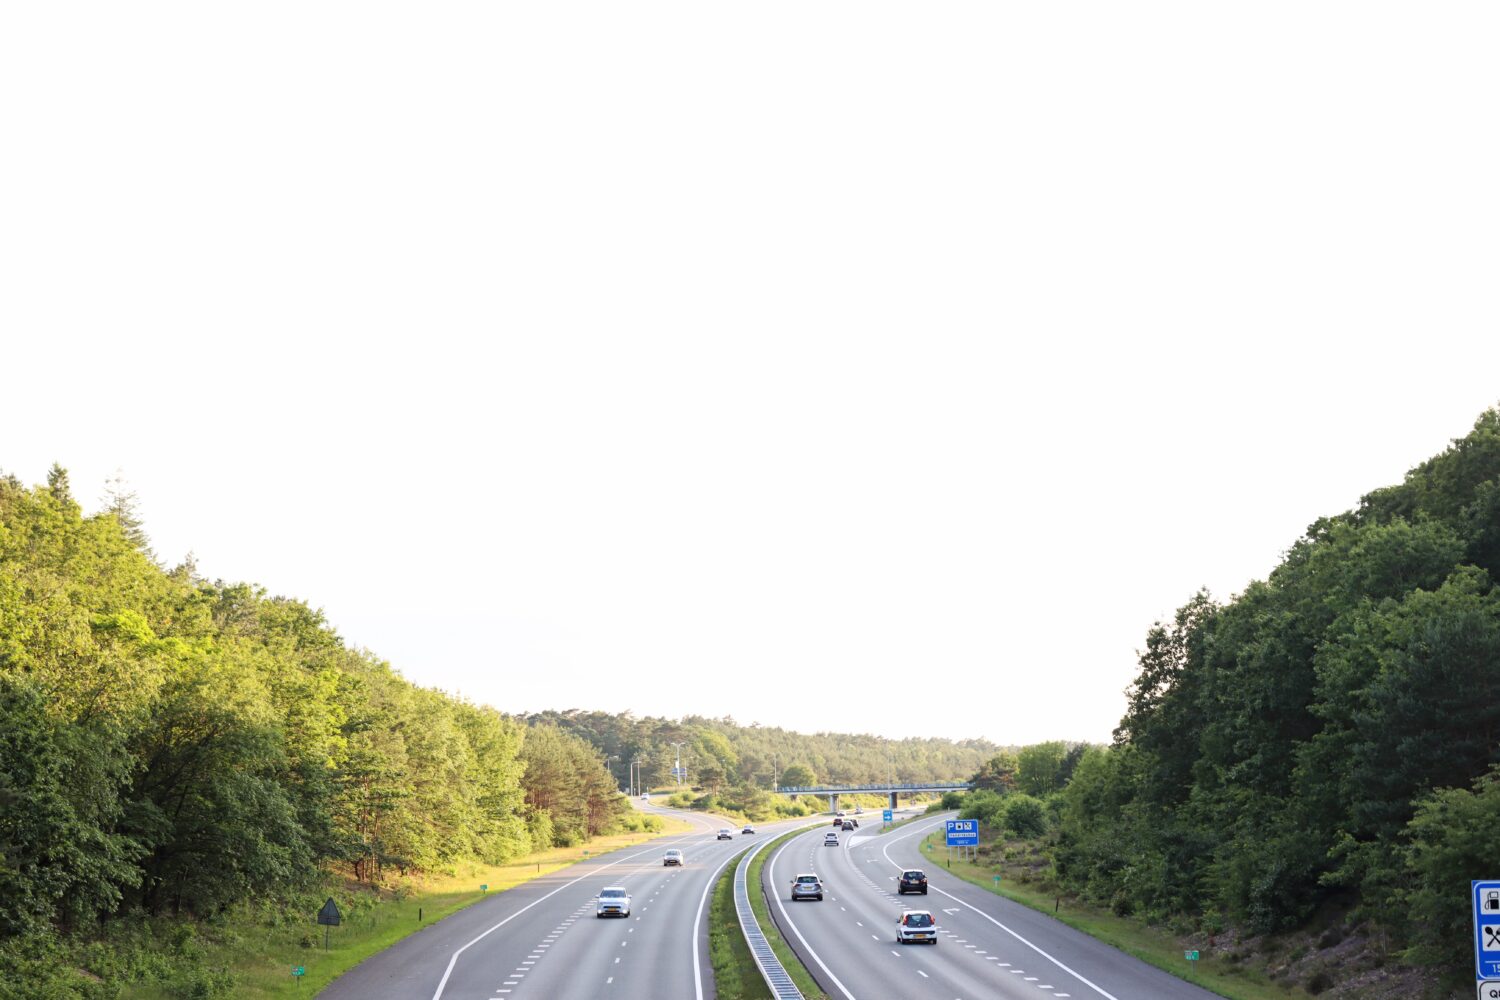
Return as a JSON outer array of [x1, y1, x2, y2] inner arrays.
[[630, 758, 642, 797], [670, 742, 687, 787]]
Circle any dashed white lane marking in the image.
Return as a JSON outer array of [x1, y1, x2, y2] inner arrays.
[[890, 950, 901, 957], [607, 977, 613, 984], [614, 957, 621, 964], [917, 970, 929, 978]]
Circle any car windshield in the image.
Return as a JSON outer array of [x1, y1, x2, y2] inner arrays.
[[796, 876, 819, 884], [903, 871, 924, 879], [904, 913, 934, 928], [600, 889, 626, 898]]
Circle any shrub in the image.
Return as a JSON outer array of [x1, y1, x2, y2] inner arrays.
[[1002, 794, 1047, 838]]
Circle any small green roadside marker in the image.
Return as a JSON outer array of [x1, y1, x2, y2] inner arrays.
[[1185, 950, 1199, 962], [292, 966, 305, 981], [480, 884, 488, 893], [993, 874, 1002, 886]]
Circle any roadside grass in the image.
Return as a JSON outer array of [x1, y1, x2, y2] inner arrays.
[[916, 830, 1312, 1000], [708, 847, 770, 1000], [745, 827, 828, 1000], [118, 817, 692, 1000]]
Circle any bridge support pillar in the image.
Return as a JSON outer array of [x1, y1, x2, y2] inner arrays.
[[829, 793, 838, 814], [889, 791, 898, 811]]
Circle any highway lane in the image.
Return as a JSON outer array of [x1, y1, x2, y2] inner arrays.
[[320, 802, 800, 1000], [765, 814, 1226, 1000]]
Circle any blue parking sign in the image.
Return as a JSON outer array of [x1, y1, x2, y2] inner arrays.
[[946, 819, 978, 847], [1475, 881, 1500, 980]]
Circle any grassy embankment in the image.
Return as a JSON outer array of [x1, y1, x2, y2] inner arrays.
[[709, 825, 830, 1000], [117, 814, 692, 1000], [916, 829, 1312, 1000]]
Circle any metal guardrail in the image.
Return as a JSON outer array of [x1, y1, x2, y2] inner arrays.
[[733, 836, 803, 1000]]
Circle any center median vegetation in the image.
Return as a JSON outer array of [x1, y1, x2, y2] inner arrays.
[[711, 824, 829, 1000]]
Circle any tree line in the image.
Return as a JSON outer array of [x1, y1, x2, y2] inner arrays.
[[525, 708, 998, 799], [951, 408, 1500, 984], [0, 466, 628, 943]]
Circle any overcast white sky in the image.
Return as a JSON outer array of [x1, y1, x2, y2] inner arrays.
[[3, 3, 1498, 745]]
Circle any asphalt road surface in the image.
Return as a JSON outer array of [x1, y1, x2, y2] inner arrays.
[[764, 813, 1226, 1000], [319, 801, 805, 1000]]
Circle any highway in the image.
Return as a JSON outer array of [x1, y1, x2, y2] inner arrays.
[[763, 813, 1225, 1000], [319, 801, 804, 1000]]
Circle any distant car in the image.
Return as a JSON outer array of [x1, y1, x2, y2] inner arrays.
[[663, 849, 684, 866], [717, 828, 733, 840], [841, 821, 854, 831], [896, 909, 938, 944], [596, 887, 631, 918], [790, 873, 824, 901], [897, 869, 928, 895], [641, 793, 650, 801], [855, 807, 863, 814], [832, 817, 845, 827], [824, 832, 838, 846], [742, 825, 755, 835]]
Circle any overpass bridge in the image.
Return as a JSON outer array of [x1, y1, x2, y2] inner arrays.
[[775, 782, 971, 813]]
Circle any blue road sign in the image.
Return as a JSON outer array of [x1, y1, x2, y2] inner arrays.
[[1476, 881, 1500, 980], [946, 819, 978, 847], [882, 809, 893, 823]]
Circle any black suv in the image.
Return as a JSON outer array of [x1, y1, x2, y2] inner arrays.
[[897, 869, 928, 895]]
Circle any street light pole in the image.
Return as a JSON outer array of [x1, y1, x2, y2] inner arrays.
[[670, 742, 687, 787], [631, 758, 642, 797]]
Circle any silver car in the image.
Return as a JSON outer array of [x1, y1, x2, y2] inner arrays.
[[595, 886, 631, 918], [790, 873, 823, 901], [663, 849, 684, 866]]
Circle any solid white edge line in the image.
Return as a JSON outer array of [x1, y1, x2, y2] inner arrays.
[[768, 826, 859, 1000], [431, 807, 720, 1000], [878, 817, 1122, 1000]]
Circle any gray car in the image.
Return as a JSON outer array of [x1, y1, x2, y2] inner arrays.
[[790, 873, 824, 901]]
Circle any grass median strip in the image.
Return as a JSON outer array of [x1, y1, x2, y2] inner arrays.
[[709, 846, 770, 1000], [918, 829, 1309, 1000]]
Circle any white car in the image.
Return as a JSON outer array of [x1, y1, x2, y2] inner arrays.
[[596, 886, 631, 918], [824, 832, 838, 846], [663, 849, 684, 866], [717, 828, 734, 840], [896, 909, 938, 944]]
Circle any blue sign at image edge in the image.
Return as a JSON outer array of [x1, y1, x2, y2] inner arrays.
[[1473, 880, 1500, 980]]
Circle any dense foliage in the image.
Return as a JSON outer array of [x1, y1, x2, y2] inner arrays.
[[0, 467, 626, 949], [1049, 408, 1500, 977], [526, 708, 997, 798]]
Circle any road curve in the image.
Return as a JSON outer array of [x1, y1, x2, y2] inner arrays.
[[763, 813, 1226, 1000], [319, 802, 801, 1000]]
